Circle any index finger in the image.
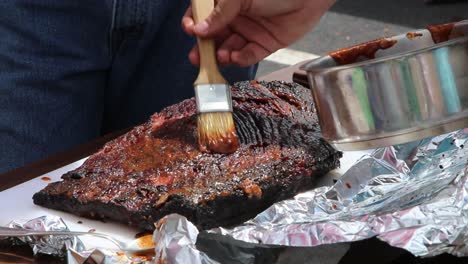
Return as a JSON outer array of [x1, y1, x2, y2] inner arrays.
[[181, 5, 195, 36]]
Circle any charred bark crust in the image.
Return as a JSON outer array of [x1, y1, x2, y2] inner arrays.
[[33, 81, 342, 231]]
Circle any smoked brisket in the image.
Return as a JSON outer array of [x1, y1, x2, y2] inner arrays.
[[33, 81, 342, 231]]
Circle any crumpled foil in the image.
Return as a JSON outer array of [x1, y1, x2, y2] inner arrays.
[[154, 129, 468, 262], [2, 215, 152, 264], [154, 214, 219, 264], [5, 216, 85, 256], [67, 248, 146, 264]]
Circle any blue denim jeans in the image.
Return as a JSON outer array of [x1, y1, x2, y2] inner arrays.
[[0, 0, 257, 173]]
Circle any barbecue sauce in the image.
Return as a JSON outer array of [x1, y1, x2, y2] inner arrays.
[[136, 234, 156, 248], [406, 32, 423, 39], [199, 130, 240, 154], [329, 38, 398, 65], [427, 22, 455, 43], [41, 176, 51, 181]]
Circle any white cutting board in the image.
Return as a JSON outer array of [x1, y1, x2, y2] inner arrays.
[[0, 158, 139, 250], [0, 150, 371, 250]]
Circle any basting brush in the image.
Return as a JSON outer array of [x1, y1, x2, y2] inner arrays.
[[191, 0, 239, 154]]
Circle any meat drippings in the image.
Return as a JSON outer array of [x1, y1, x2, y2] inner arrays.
[[329, 38, 398, 65], [427, 22, 455, 43], [406, 32, 423, 39], [136, 234, 156, 248]]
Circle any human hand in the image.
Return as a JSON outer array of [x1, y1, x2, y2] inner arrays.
[[182, 0, 336, 67]]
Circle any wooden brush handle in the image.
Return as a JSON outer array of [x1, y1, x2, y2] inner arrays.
[[192, 0, 227, 85]]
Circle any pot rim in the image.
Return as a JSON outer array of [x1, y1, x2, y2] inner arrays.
[[300, 35, 468, 75]]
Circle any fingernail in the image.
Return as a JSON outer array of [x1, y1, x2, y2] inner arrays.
[[194, 21, 209, 34]]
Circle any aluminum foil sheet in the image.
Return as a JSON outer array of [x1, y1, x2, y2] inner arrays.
[[154, 214, 219, 264], [211, 129, 468, 257], [67, 248, 150, 264], [2, 215, 152, 264], [153, 129, 468, 263], [5, 216, 85, 256]]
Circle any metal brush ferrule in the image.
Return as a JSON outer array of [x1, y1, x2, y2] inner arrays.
[[194, 84, 233, 113]]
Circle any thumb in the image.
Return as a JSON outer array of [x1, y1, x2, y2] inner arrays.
[[193, 0, 243, 37]]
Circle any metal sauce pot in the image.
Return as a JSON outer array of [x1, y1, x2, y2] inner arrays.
[[301, 21, 468, 150]]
